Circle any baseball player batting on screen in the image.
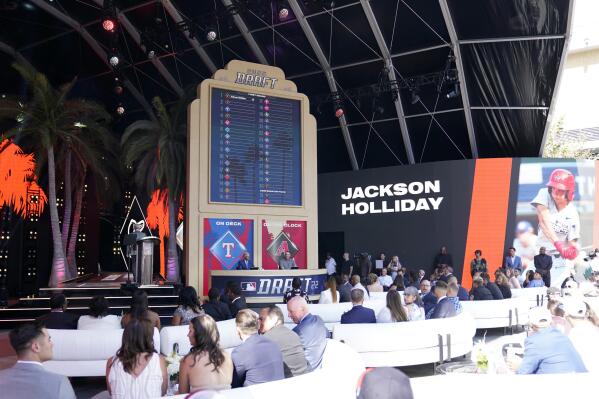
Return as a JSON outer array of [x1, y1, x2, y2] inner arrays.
[[531, 168, 581, 287]]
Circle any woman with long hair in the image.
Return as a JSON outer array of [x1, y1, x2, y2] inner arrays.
[[178, 315, 233, 393], [172, 286, 204, 326], [403, 286, 425, 321], [121, 289, 161, 329], [318, 276, 339, 304], [495, 273, 512, 298], [106, 318, 167, 398], [377, 290, 407, 323]]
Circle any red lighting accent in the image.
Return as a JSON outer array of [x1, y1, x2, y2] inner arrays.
[[335, 108, 344, 118], [102, 18, 116, 32]]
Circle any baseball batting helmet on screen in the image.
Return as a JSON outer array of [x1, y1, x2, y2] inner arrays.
[[547, 168, 575, 201]]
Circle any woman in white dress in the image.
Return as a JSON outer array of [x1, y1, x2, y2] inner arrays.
[[106, 318, 167, 399], [318, 276, 340, 304], [377, 290, 407, 323], [78, 296, 121, 330]]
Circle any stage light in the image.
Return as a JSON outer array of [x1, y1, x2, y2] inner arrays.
[[114, 84, 123, 95], [147, 50, 155, 59], [116, 105, 125, 115], [335, 107, 344, 118], [411, 90, 420, 105], [206, 29, 217, 41], [109, 54, 119, 67], [279, 7, 290, 20], [102, 17, 117, 32], [446, 83, 460, 99]]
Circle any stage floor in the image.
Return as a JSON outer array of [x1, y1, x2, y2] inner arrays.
[[47, 272, 169, 290]]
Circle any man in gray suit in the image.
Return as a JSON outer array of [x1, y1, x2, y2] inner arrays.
[[259, 305, 308, 378], [338, 273, 352, 303], [0, 322, 76, 399], [287, 296, 328, 371]]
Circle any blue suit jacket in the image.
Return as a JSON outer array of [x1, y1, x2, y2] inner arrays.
[[505, 255, 522, 269], [236, 258, 254, 270], [422, 291, 437, 314], [517, 327, 587, 374], [231, 334, 285, 387], [428, 297, 457, 319], [292, 313, 328, 371], [340, 305, 376, 324]]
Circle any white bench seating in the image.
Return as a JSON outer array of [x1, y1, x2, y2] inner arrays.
[[159, 318, 242, 356], [461, 298, 530, 329], [332, 312, 476, 367], [43, 328, 160, 377], [511, 287, 548, 307]]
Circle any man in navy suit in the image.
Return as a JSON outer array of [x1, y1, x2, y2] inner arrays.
[[287, 296, 328, 371], [504, 247, 522, 270], [427, 281, 457, 319], [236, 251, 254, 270], [231, 309, 285, 387], [340, 289, 376, 324]]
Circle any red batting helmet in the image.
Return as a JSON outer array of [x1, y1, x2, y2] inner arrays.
[[546, 168, 575, 201]]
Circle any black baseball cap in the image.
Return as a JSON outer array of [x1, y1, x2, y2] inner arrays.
[[356, 367, 413, 399]]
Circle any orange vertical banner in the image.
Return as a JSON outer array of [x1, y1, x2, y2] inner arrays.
[[461, 158, 513, 290]]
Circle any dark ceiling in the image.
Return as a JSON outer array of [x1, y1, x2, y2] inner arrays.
[[0, 0, 572, 173]]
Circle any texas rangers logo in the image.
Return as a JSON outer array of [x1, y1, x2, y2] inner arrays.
[[266, 231, 299, 262], [209, 231, 246, 270]]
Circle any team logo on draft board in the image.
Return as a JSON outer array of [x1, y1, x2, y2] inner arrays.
[[209, 231, 246, 270], [266, 231, 299, 262]]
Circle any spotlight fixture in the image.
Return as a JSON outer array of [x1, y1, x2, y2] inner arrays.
[[206, 28, 217, 41], [278, 7, 290, 21], [410, 89, 421, 105], [147, 50, 155, 59], [114, 84, 123, 95], [102, 16, 117, 32], [109, 54, 119, 67], [335, 107, 344, 118], [116, 105, 125, 115], [446, 83, 460, 99]]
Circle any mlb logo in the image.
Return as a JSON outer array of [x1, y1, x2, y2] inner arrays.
[[241, 282, 256, 292]]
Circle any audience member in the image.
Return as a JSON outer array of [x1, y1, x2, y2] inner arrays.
[[231, 309, 284, 387], [178, 315, 233, 393], [390, 274, 406, 291], [481, 273, 504, 300], [366, 273, 383, 292], [523, 270, 535, 288], [78, 295, 120, 330], [513, 307, 586, 374], [341, 289, 376, 324], [358, 253, 372, 278], [417, 269, 426, 286], [318, 276, 339, 304], [377, 290, 407, 323], [340, 252, 354, 276], [547, 299, 570, 335], [433, 246, 453, 269], [447, 276, 469, 301], [36, 294, 79, 330], [427, 281, 456, 319], [202, 287, 233, 322], [403, 286, 425, 321], [338, 273, 352, 303], [258, 306, 308, 378], [350, 274, 369, 299], [516, 268, 526, 286], [446, 283, 462, 314], [527, 272, 545, 288], [0, 322, 76, 398], [356, 367, 413, 399], [283, 277, 310, 304], [405, 270, 417, 288], [506, 268, 522, 289], [278, 252, 297, 270], [422, 284, 437, 314], [495, 273, 512, 299], [439, 266, 454, 283], [563, 300, 599, 372], [378, 268, 393, 289], [470, 277, 494, 300], [286, 297, 328, 371], [324, 253, 337, 275], [107, 318, 167, 397], [121, 290, 161, 330], [504, 247, 522, 270], [172, 286, 204, 326], [470, 250, 487, 276], [227, 284, 248, 317], [388, 256, 401, 280], [419, 279, 431, 295], [534, 246, 553, 287]]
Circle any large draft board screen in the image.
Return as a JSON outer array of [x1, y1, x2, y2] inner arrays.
[[209, 87, 302, 206]]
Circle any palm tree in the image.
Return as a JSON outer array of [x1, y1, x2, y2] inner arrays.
[[0, 63, 114, 286], [122, 94, 191, 282], [0, 139, 47, 218]]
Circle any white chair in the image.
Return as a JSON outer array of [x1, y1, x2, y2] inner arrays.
[[44, 328, 160, 377], [461, 298, 529, 330], [160, 319, 241, 356]]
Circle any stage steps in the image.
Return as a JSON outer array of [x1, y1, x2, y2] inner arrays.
[[0, 285, 181, 330]]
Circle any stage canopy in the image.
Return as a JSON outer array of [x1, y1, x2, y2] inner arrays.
[[0, 0, 573, 172]]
